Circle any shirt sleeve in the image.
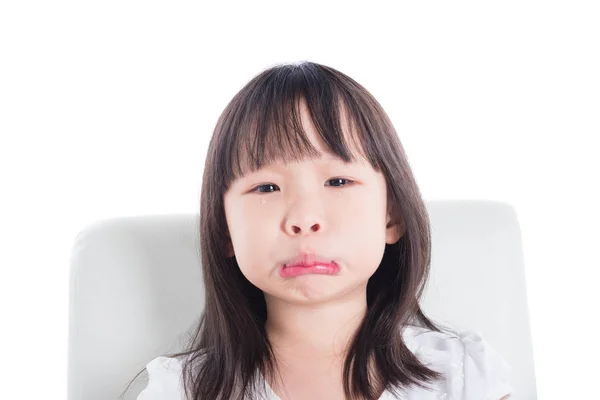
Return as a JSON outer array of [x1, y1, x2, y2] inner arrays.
[[459, 330, 514, 400], [137, 356, 184, 400]]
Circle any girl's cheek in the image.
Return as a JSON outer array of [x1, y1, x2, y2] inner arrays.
[[240, 198, 276, 216]]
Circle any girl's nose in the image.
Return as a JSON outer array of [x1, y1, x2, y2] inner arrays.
[[283, 201, 325, 236], [283, 187, 326, 236], [286, 221, 321, 235]]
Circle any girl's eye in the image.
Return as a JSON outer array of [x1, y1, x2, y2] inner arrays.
[[255, 183, 279, 193], [253, 178, 354, 193], [326, 178, 354, 187]]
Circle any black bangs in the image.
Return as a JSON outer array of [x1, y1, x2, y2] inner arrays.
[[218, 63, 384, 187]]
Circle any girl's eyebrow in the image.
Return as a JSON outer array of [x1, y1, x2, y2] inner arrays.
[[279, 152, 349, 165], [257, 156, 348, 172], [236, 151, 364, 180]]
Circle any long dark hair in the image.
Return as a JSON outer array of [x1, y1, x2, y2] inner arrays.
[[123, 61, 448, 400]]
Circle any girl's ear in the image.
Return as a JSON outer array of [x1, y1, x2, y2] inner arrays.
[[224, 233, 235, 258], [385, 213, 405, 245], [225, 241, 235, 258]]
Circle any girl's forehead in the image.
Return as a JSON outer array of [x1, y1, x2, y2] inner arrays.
[[229, 99, 377, 181]]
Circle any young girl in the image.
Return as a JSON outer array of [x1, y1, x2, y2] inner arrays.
[[130, 61, 513, 400]]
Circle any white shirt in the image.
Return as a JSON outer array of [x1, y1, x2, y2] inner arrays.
[[137, 324, 513, 399]]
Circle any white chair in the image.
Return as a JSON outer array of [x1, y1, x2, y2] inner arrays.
[[67, 200, 537, 399]]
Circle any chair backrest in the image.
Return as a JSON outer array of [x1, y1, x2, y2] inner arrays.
[[67, 200, 537, 400]]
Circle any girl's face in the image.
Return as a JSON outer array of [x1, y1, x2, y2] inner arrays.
[[223, 105, 403, 305]]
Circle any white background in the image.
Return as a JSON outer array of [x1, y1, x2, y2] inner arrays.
[[1, 1, 598, 399]]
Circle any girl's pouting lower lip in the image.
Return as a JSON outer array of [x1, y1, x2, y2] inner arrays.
[[278, 264, 340, 278]]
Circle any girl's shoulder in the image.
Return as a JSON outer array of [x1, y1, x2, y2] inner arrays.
[[136, 355, 187, 400], [136, 326, 513, 400], [393, 324, 513, 399]]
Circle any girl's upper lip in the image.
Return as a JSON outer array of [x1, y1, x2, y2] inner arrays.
[[282, 253, 337, 268]]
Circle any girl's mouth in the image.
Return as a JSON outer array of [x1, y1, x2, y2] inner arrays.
[[279, 262, 340, 278]]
